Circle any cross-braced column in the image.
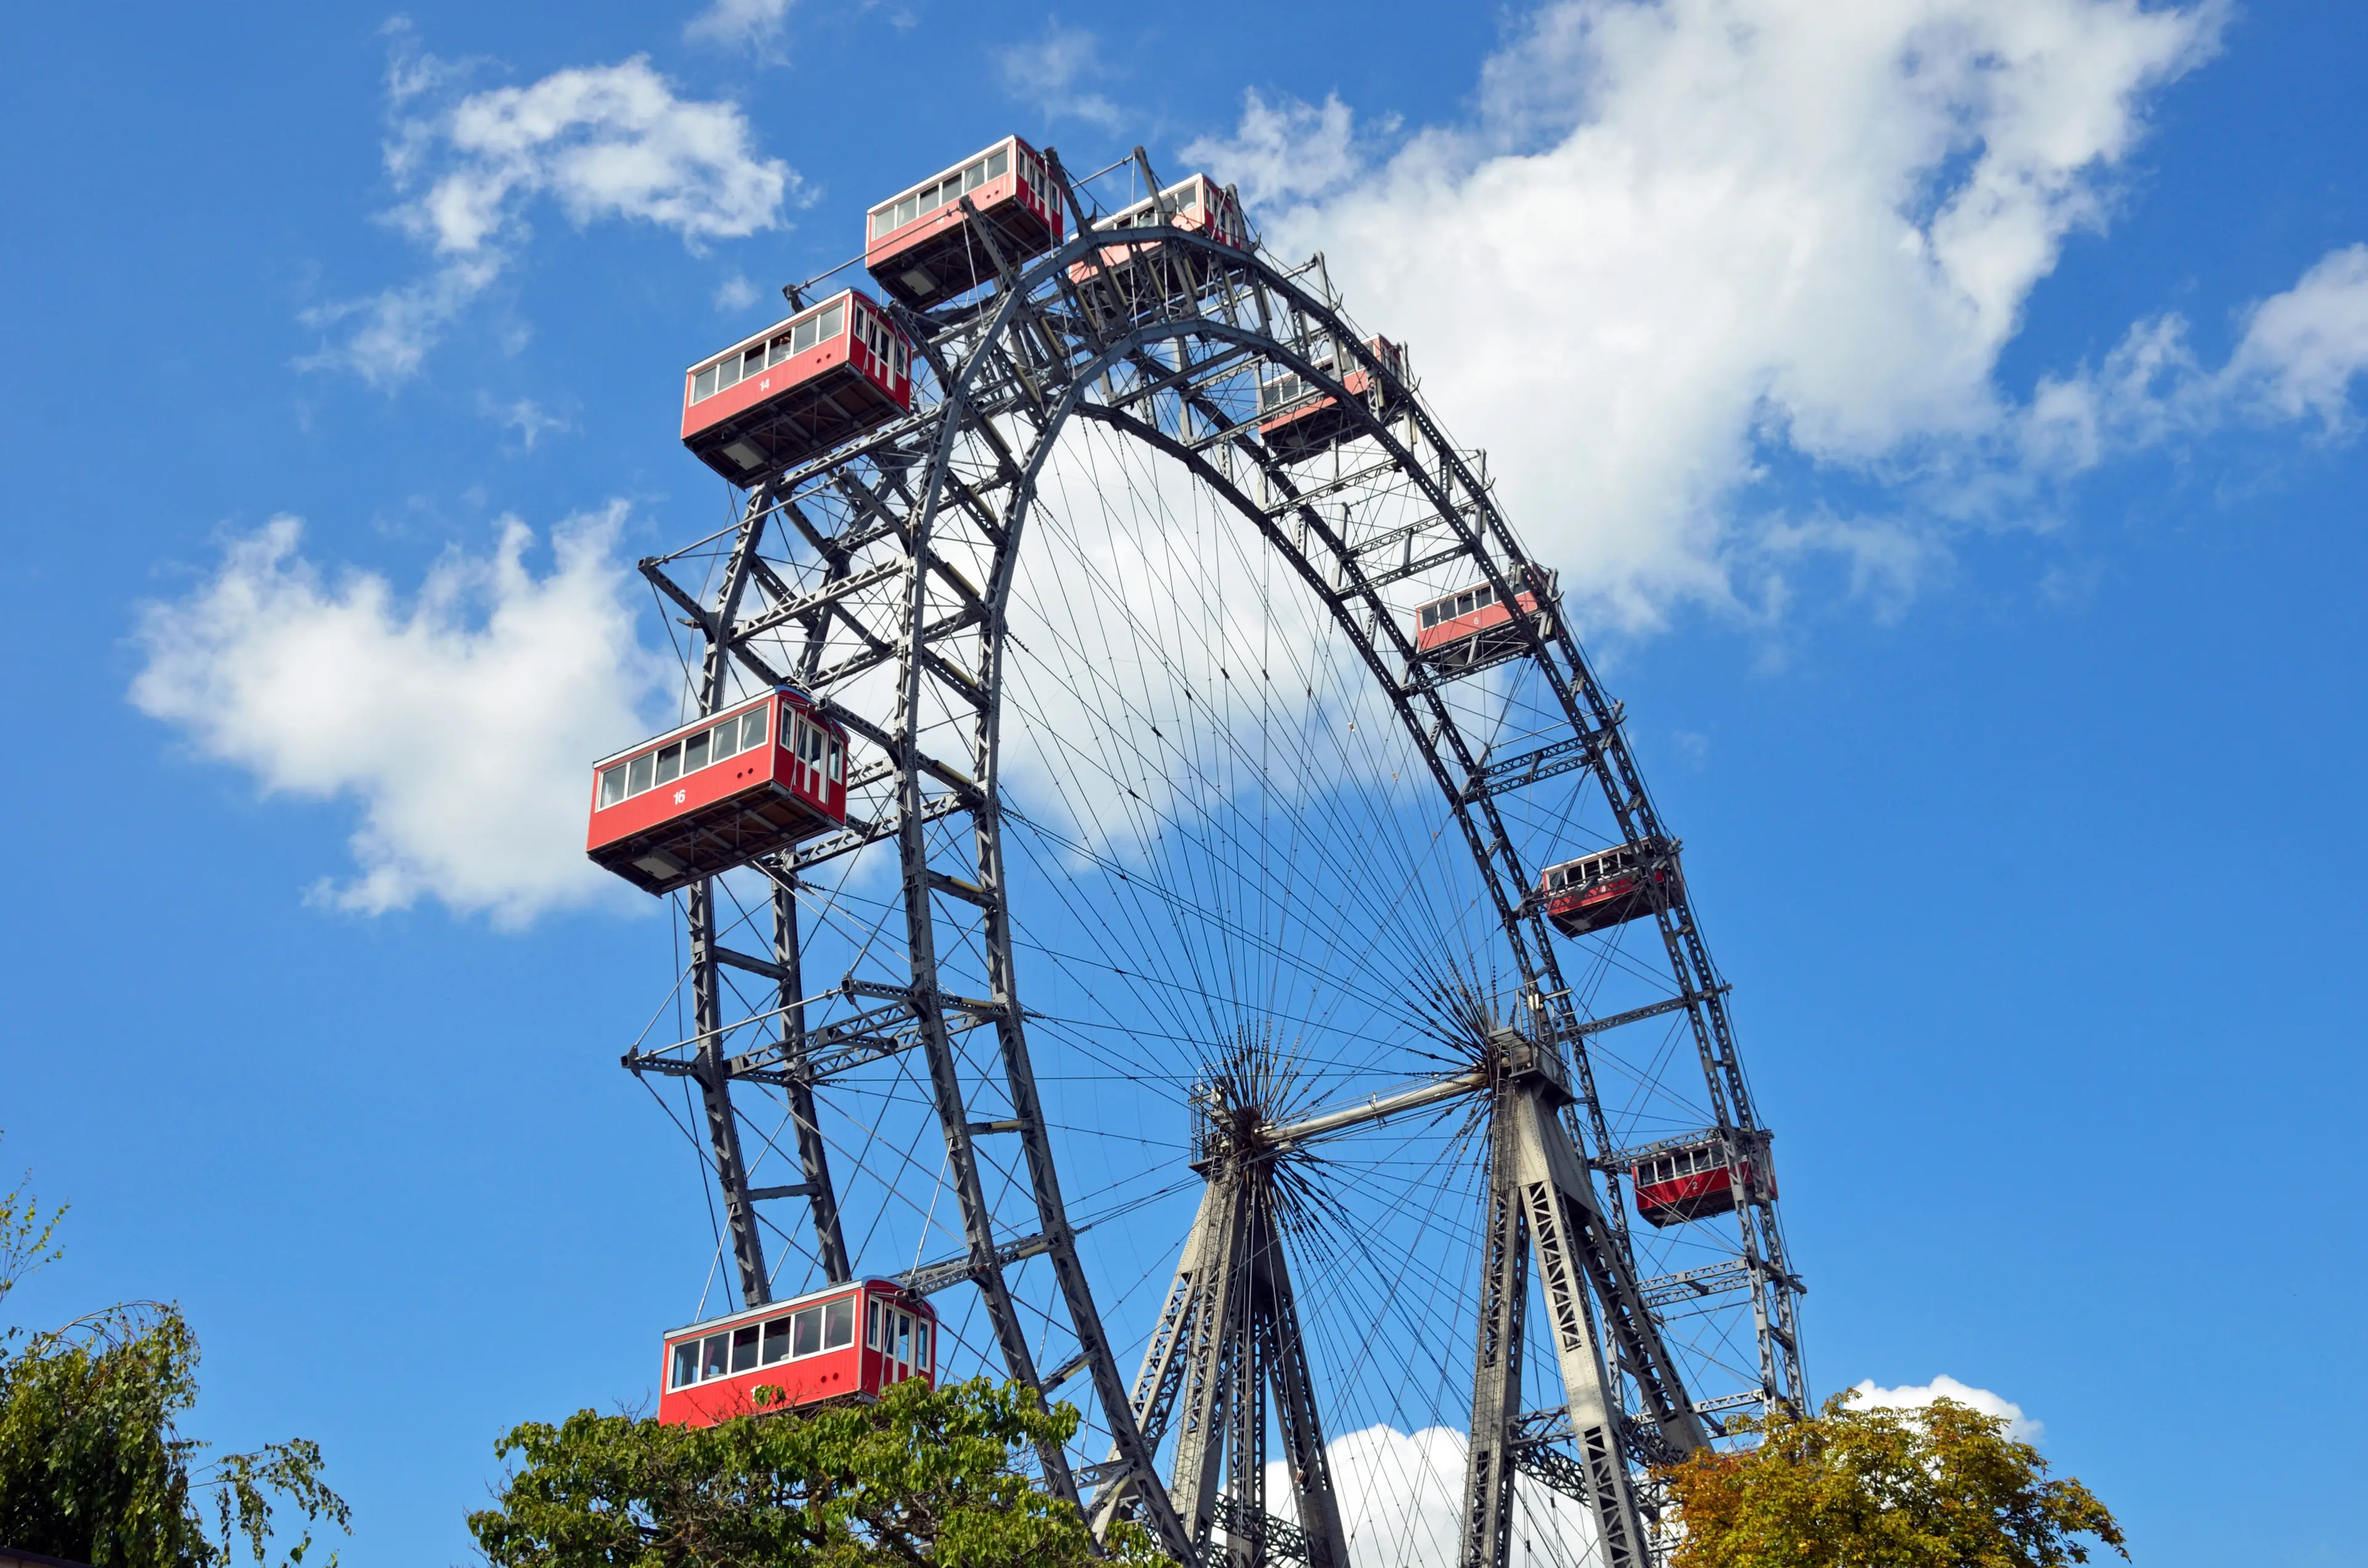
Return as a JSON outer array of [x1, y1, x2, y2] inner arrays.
[[1093, 1085, 1350, 1568], [1463, 1033, 1657, 1568]]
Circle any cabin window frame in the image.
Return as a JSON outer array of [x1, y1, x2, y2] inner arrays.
[[594, 699, 787, 813], [667, 1290, 870, 1392], [688, 292, 873, 406]]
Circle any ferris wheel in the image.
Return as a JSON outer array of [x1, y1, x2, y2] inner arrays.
[[589, 135, 1808, 1568]]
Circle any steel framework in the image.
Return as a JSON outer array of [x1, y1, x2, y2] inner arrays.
[[621, 148, 1806, 1567], [1087, 1059, 1352, 1568]]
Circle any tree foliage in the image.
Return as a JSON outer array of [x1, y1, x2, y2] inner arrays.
[[0, 1148, 350, 1568], [469, 1376, 1163, 1568], [1656, 1392, 2128, 1568], [0, 1156, 65, 1307]]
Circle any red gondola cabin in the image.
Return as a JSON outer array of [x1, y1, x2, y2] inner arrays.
[[1538, 838, 1680, 938], [1257, 337, 1409, 461], [660, 1280, 937, 1428], [866, 136, 1066, 307], [681, 289, 913, 484], [587, 689, 850, 896], [1412, 564, 1558, 670], [1067, 174, 1248, 314], [1630, 1135, 1775, 1228]]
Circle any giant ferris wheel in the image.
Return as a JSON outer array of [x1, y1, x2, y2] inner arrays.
[[588, 136, 1807, 1568]]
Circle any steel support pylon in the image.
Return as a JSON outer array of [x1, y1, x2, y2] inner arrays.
[[1464, 1028, 1706, 1568], [1092, 1092, 1349, 1568]]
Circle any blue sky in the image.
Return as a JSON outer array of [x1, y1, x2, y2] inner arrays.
[[4, 0, 2366, 1563]]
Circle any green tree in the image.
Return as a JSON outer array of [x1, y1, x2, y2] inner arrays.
[[469, 1376, 1162, 1568], [1656, 1391, 2127, 1568], [0, 1149, 350, 1568]]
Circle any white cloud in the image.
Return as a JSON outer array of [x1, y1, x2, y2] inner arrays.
[[304, 37, 796, 385], [1182, 91, 1365, 210], [406, 56, 790, 255], [686, 0, 792, 50], [1193, 0, 2231, 629], [2228, 244, 2368, 422], [995, 20, 1120, 128], [298, 252, 503, 387], [1848, 1374, 2042, 1442], [713, 272, 762, 311], [1321, 1424, 1468, 1568], [481, 393, 570, 448], [2028, 242, 2368, 462], [996, 416, 1434, 868], [130, 509, 667, 926], [1757, 514, 1952, 621], [1256, 1423, 1597, 1568]]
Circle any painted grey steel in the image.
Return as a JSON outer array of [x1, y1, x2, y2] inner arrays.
[[620, 148, 1806, 1567], [1464, 1028, 1706, 1568], [1094, 1085, 1350, 1568]]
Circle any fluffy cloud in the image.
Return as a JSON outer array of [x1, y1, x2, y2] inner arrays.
[[1319, 1424, 1468, 1567], [994, 20, 1121, 128], [1258, 1423, 1595, 1568], [1182, 91, 1363, 210], [712, 272, 762, 311], [685, 0, 793, 51], [1193, 0, 2232, 627], [398, 56, 789, 253], [2229, 244, 2368, 422], [1848, 1374, 2042, 1442], [2031, 241, 2368, 464], [130, 509, 667, 926], [481, 393, 571, 449], [304, 32, 795, 385], [298, 252, 502, 388]]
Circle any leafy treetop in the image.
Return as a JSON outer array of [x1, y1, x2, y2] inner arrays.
[[1656, 1390, 2128, 1568], [0, 1143, 350, 1568], [469, 1375, 1164, 1568]]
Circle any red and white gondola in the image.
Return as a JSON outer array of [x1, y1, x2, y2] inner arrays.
[[659, 1279, 937, 1427], [866, 136, 1066, 307], [1629, 1135, 1775, 1228], [680, 289, 913, 484], [1412, 564, 1558, 669], [586, 688, 849, 896], [1536, 837, 1680, 938], [1067, 174, 1248, 313], [1257, 336, 1409, 461]]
